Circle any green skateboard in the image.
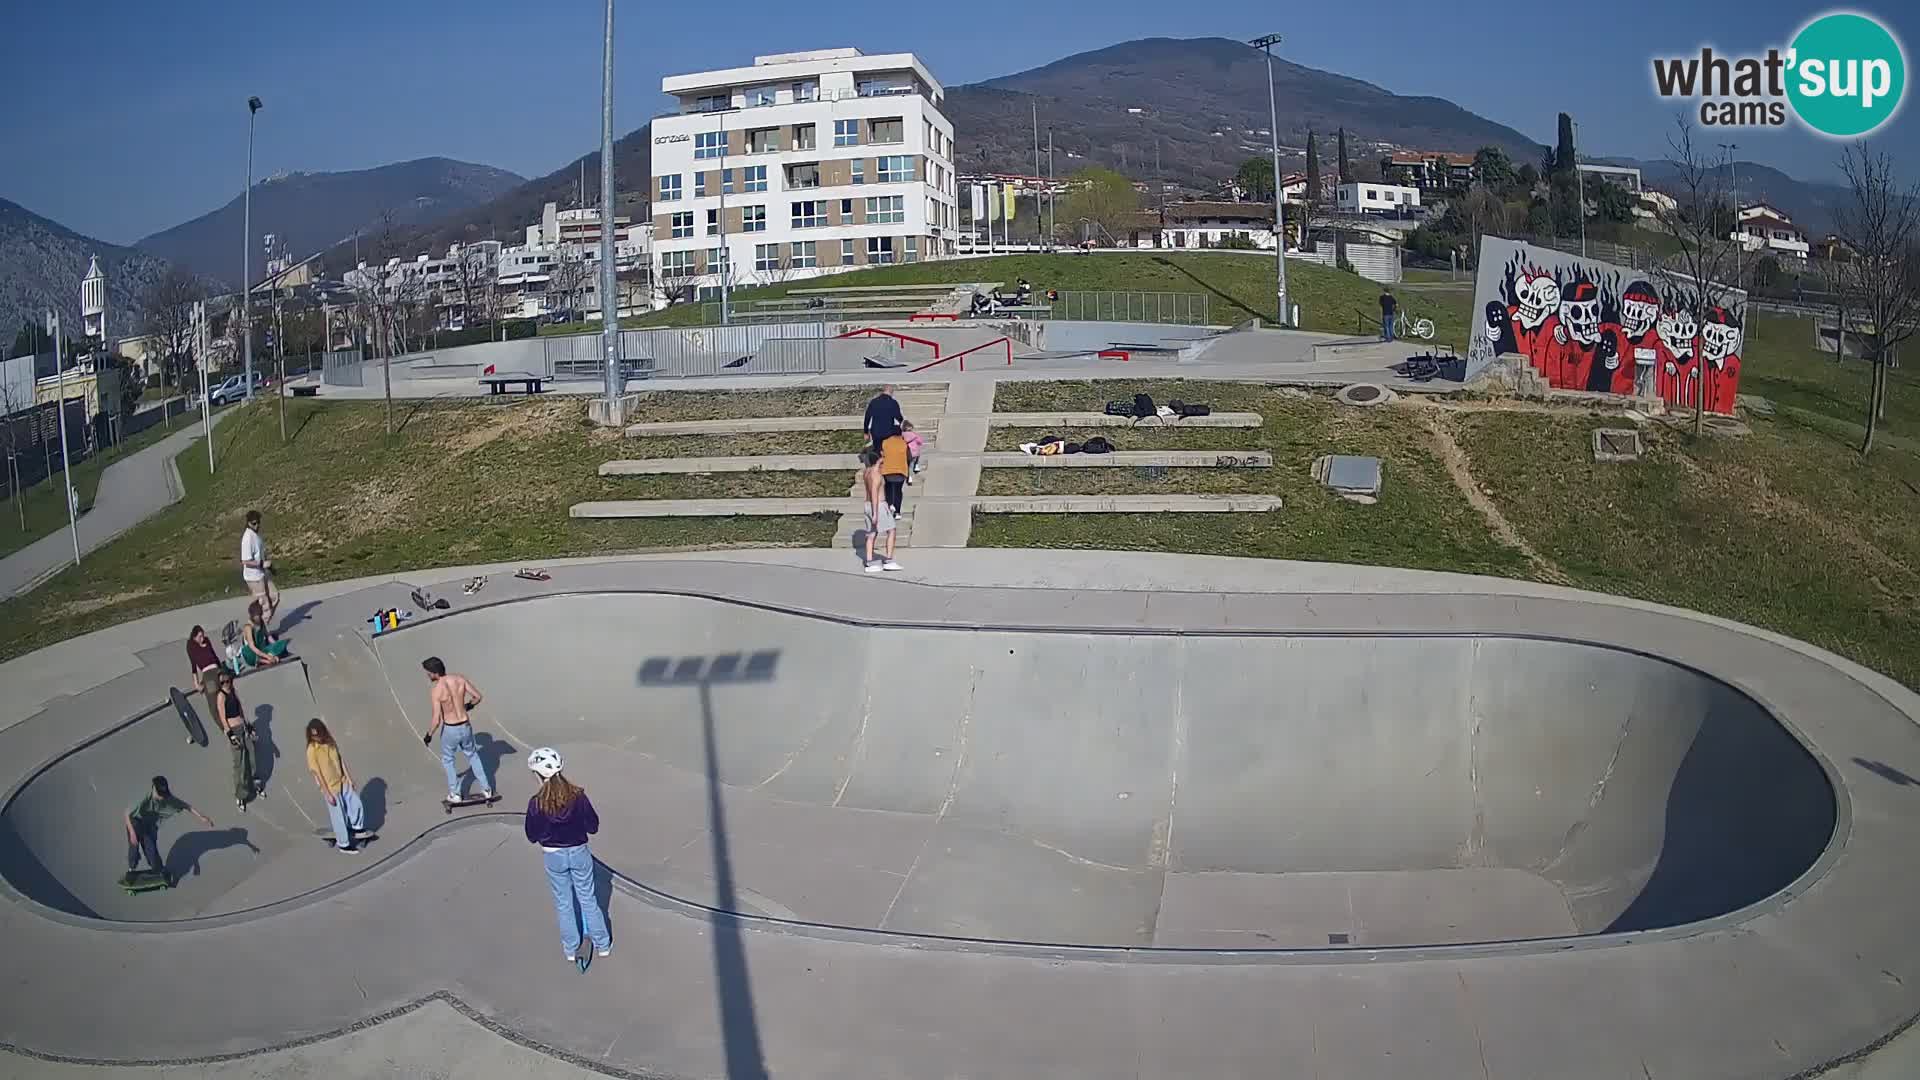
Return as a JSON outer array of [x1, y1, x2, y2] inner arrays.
[[119, 869, 171, 893]]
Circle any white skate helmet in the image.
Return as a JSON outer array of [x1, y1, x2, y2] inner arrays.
[[527, 747, 565, 780]]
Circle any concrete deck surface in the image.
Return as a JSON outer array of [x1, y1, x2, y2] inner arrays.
[[2, 551, 1918, 1078]]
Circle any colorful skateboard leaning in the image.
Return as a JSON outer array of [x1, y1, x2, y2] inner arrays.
[[119, 869, 170, 893], [171, 687, 207, 746], [442, 794, 501, 814]]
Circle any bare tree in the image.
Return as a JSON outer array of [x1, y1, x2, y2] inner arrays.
[[1834, 144, 1920, 456], [1649, 116, 1746, 438], [1815, 250, 1859, 364], [547, 246, 591, 323], [136, 265, 203, 392], [653, 257, 698, 309], [455, 246, 498, 334], [0, 376, 29, 529]]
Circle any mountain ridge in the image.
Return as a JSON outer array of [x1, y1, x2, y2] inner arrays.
[[0, 197, 169, 356]]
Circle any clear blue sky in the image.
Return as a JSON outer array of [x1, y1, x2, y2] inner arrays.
[[6, 0, 1914, 244]]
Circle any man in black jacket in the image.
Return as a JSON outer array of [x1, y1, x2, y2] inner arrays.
[[863, 385, 904, 445]]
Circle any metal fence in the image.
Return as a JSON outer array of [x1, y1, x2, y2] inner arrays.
[[1050, 291, 1210, 325], [321, 347, 365, 387]]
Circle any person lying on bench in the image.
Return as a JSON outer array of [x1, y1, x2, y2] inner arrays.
[[240, 601, 290, 667]]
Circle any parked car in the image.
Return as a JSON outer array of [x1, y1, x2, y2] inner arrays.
[[207, 373, 268, 406]]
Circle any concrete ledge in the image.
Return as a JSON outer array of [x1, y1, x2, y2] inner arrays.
[[572, 498, 845, 518], [973, 495, 1281, 513], [626, 415, 864, 437], [992, 411, 1264, 429], [600, 455, 860, 475], [982, 450, 1271, 468]]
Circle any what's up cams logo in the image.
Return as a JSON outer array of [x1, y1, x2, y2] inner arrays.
[[1651, 11, 1906, 136]]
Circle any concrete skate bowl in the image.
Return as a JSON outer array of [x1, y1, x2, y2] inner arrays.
[[0, 591, 1838, 949]]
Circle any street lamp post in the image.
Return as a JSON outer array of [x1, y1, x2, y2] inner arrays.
[[1719, 142, 1742, 283], [598, 0, 621, 408], [1249, 34, 1291, 328], [46, 310, 79, 567], [1573, 119, 1586, 258], [243, 96, 262, 401]]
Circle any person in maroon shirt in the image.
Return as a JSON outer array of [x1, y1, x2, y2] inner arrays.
[[184, 625, 224, 720]]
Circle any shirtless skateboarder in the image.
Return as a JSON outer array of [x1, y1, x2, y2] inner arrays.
[[423, 656, 494, 804]]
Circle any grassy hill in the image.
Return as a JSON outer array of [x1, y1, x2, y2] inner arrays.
[[557, 252, 1468, 345]]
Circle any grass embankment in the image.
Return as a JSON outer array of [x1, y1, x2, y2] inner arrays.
[[974, 380, 1530, 579], [0, 413, 197, 561], [542, 253, 1469, 345], [0, 398, 838, 662]]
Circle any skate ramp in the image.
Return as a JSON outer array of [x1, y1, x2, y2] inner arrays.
[[2, 593, 1836, 945]]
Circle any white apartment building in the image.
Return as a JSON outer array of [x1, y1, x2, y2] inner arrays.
[[1734, 203, 1810, 260], [1336, 182, 1421, 215], [650, 48, 959, 303]]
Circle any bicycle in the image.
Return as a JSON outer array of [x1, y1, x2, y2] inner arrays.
[[1395, 311, 1436, 341]]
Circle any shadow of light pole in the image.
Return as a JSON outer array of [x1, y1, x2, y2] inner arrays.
[[638, 650, 777, 1080]]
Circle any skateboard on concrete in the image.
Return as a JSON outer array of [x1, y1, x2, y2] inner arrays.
[[410, 588, 451, 612], [119, 869, 171, 893], [171, 687, 207, 746], [442, 794, 501, 814], [313, 829, 380, 847]]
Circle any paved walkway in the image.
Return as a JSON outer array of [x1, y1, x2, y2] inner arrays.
[[0, 410, 227, 599], [1, 551, 1919, 1079]]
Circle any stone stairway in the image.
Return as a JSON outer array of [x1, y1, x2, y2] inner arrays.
[[832, 384, 951, 550]]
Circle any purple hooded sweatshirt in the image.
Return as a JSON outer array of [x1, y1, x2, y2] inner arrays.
[[524, 790, 599, 849]]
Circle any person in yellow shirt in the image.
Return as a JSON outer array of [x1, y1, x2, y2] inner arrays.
[[305, 719, 366, 853]]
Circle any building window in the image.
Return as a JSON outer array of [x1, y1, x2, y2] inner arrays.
[[721, 168, 734, 195], [755, 244, 781, 273], [706, 246, 730, 272], [791, 240, 817, 268], [741, 205, 766, 232], [904, 236, 919, 262], [852, 159, 864, 185], [746, 127, 780, 154], [840, 198, 855, 221], [661, 250, 694, 275], [877, 156, 912, 183], [866, 195, 904, 224], [669, 212, 693, 239], [870, 117, 904, 144], [793, 80, 818, 102], [842, 238, 856, 263], [834, 119, 859, 147], [794, 124, 816, 151], [792, 201, 826, 229], [695, 172, 707, 197], [747, 86, 776, 107], [743, 165, 767, 192], [694, 131, 725, 160], [867, 236, 896, 264], [786, 163, 820, 189], [658, 174, 682, 201], [694, 94, 728, 113], [706, 209, 720, 236]]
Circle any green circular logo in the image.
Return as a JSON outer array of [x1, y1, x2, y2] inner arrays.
[[1788, 12, 1906, 137]]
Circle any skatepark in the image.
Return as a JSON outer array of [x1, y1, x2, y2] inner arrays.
[[3, 550, 1920, 1078]]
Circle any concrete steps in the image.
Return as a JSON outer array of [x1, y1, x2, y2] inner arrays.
[[981, 450, 1272, 469], [572, 493, 1281, 519]]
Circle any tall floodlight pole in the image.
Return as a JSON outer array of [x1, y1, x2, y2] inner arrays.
[[1573, 119, 1587, 258], [47, 311, 80, 566], [1719, 142, 1741, 282], [243, 96, 262, 400], [1250, 34, 1290, 327], [1046, 129, 1055, 252], [718, 115, 730, 324], [196, 302, 213, 475], [1032, 102, 1041, 246], [598, 0, 621, 407]]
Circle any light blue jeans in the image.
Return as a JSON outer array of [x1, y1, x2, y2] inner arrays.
[[440, 724, 491, 800], [324, 783, 365, 849], [543, 844, 610, 956]]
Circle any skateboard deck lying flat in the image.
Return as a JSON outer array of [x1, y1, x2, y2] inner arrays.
[[119, 870, 170, 893], [442, 794, 501, 814], [314, 831, 380, 847]]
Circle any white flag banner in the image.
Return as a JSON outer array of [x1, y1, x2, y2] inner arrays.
[[969, 184, 987, 223]]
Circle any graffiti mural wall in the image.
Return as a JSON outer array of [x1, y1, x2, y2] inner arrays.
[[1467, 237, 1746, 413]]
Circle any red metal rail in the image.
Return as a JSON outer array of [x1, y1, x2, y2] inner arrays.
[[836, 326, 939, 358], [909, 336, 1012, 373], [908, 312, 959, 323]]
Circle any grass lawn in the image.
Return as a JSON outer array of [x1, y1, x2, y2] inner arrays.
[[625, 387, 881, 423], [545, 254, 1471, 346], [0, 398, 836, 662], [1736, 312, 1917, 443], [973, 381, 1530, 579], [0, 413, 197, 561], [1454, 410, 1920, 690]]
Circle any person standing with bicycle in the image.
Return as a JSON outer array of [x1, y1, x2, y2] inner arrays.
[[1379, 289, 1398, 343]]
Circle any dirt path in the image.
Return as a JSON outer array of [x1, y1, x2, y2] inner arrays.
[[1415, 406, 1575, 587]]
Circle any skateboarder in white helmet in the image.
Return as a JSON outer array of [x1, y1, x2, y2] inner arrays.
[[523, 748, 610, 971]]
